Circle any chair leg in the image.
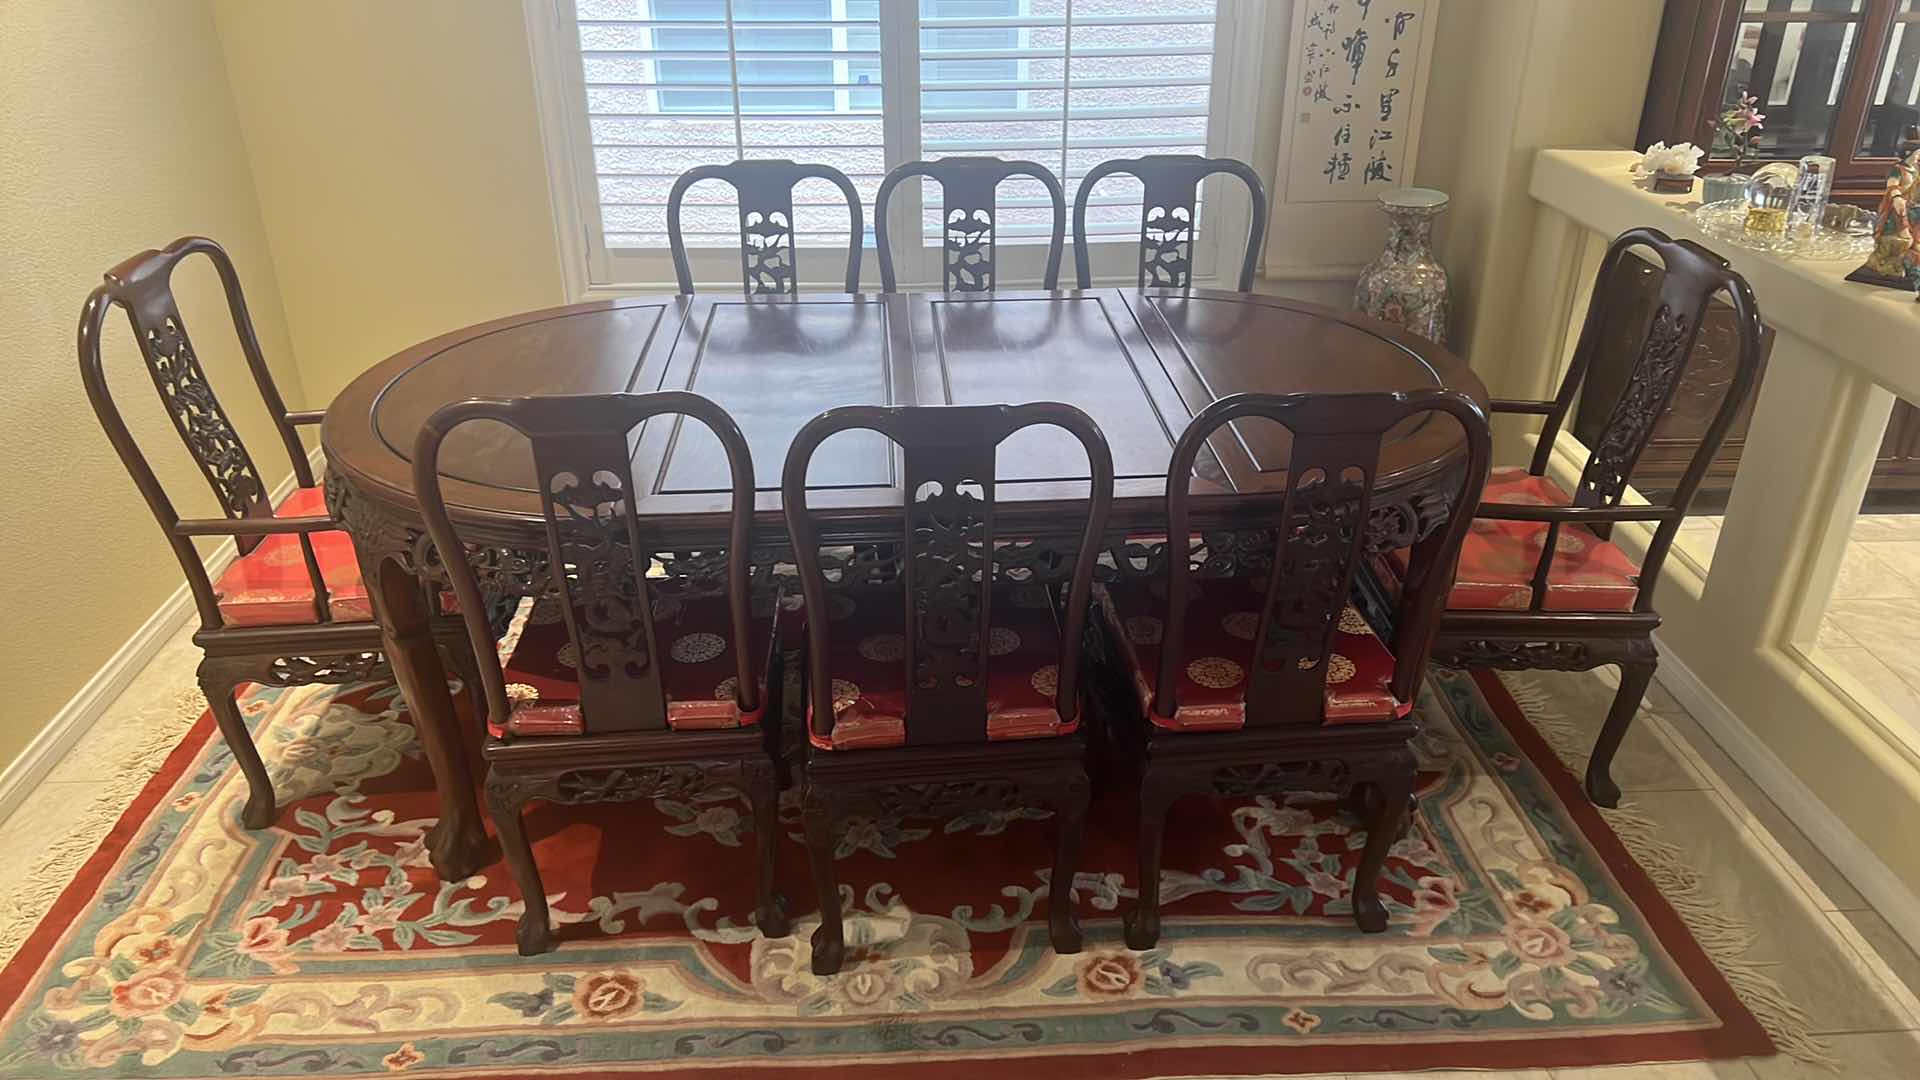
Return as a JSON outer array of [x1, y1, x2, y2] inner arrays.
[[1047, 767, 1090, 955], [1123, 766, 1177, 950], [801, 785, 845, 975], [745, 760, 790, 938], [486, 772, 553, 956], [1353, 757, 1414, 933], [200, 664, 276, 831], [438, 635, 485, 726], [1585, 657, 1656, 809]]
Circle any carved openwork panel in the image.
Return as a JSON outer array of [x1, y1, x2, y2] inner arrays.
[[537, 442, 666, 732], [944, 207, 995, 292], [265, 652, 384, 686], [741, 206, 797, 295], [1245, 462, 1371, 721], [1576, 304, 1694, 507], [1140, 204, 1196, 288], [137, 313, 266, 518], [905, 473, 992, 728]]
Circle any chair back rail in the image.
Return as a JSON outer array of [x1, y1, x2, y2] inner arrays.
[[873, 157, 1068, 292], [1519, 227, 1763, 613], [783, 403, 1114, 746], [1160, 390, 1490, 722], [1071, 154, 1269, 292], [414, 392, 760, 737], [77, 236, 329, 630], [666, 160, 864, 295]]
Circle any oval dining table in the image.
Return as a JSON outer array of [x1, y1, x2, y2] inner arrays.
[[321, 287, 1489, 880]]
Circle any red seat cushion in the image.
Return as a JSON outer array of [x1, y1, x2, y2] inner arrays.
[[1391, 467, 1642, 612], [211, 487, 372, 627], [1094, 578, 1402, 732], [499, 593, 774, 736], [805, 584, 1079, 751]]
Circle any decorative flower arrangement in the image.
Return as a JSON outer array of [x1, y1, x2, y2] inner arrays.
[[1632, 141, 1705, 180], [1715, 89, 1767, 170]]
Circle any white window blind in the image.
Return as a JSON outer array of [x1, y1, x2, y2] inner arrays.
[[544, 0, 1255, 290]]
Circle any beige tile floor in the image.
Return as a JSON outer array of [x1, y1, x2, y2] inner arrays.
[[1, 623, 1919, 1077], [1678, 514, 1920, 739]]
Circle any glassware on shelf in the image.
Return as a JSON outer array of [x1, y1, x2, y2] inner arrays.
[[1788, 154, 1836, 238], [1743, 162, 1799, 235]]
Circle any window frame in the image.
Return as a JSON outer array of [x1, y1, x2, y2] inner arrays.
[[1639, 0, 1920, 201], [524, 0, 1270, 296]]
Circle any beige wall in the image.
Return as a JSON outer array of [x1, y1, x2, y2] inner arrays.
[[0, 0, 307, 769], [211, 0, 567, 405]]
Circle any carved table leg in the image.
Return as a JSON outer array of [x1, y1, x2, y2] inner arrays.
[[370, 557, 489, 881], [1586, 653, 1657, 809], [801, 784, 845, 975], [1353, 750, 1415, 933], [1047, 766, 1090, 955], [199, 659, 276, 830], [1124, 765, 1179, 950]]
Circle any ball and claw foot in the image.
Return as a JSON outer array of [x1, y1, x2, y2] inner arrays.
[[1354, 894, 1389, 934], [515, 913, 554, 956], [1122, 908, 1160, 951], [810, 926, 846, 976], [756, 893, 792, 939], [1584, 765, 1622, 810]]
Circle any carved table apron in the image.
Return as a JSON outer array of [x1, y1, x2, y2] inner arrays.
[[322, 288, 1488, 881]]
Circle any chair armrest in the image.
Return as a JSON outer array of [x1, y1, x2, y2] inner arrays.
[[286, 410, 326, 426], [1489, 398, 1558, 415], [172, 514, 340, 538], [1473, 501, 1679, 525]]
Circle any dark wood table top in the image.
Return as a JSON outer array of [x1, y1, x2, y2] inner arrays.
[[323, 288, 1487, 543]]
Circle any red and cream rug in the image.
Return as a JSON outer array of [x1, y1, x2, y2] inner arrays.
[[0, 656, 1791, 1078]]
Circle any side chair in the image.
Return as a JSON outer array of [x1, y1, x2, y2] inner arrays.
[[783, 402, 1114, 975], [78, 236, 478, 831], [415, 390, 789, 955], [873, 156, 1067, 292], [1072, 154, 1269, 291], [666, 159, 864, 295], [1093, 390, 1491, 944], [1394, 227, 1764, 808]]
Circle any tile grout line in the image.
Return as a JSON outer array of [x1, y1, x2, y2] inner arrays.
[[1821, 909, 1920, 1032]]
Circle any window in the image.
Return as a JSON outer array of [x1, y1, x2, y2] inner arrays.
[[1640, 0, 1920, 199], [534, 0, 1263, 291]]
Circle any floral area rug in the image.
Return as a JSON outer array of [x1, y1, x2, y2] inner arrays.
[[0, 659, 1775, 1078]]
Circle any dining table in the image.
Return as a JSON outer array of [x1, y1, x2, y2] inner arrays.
[[320, 286, 1489, 881]]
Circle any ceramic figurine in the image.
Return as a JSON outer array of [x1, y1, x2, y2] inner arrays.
[[1356, 187, 1450, 346], [1847, 125, 1920, 292]]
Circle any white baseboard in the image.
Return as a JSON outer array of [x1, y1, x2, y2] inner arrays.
[[0, 448, 325, 827], [1653, 635, 1920, 958]]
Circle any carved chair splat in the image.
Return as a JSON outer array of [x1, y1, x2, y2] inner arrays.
[[666, 159, 864, 295], [78, 236, 478, 832], [783, 402, 1114, 974], [874, 157, 1067, 292], [1072, 154, 1269, 292], [1413, 228, 1763, 808], [416, 390, 789, 956], [1094, 390, 1491, 945]]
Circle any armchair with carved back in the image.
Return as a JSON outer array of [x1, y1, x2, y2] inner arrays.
[[1402, 227, 1764, 808], [782, 402, 1114, 975], [1092, 390, 1491, 945], [77, 236, 477, 831], [415, 390, 790, 956]]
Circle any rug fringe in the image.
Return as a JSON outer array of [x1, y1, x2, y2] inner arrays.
[[1498, 673, 1837, 1071], [0, 686, 208, 968]]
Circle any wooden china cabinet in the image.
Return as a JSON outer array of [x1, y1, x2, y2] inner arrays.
[[1619, 0, 1920, 504]]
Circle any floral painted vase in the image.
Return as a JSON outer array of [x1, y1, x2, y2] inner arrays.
[[1355, 187, 1451, 347]]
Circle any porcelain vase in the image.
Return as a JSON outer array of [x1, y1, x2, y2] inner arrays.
[[1355, 188, 1450, 346]]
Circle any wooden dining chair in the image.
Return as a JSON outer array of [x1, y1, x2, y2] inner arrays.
[[1397, 227, 1763, 808], [1072, 154, 1269, 291], [873, 157, 1068, 292], [78, 236, 478, 831], [1094, 390, 1490, 946], [783, 402, 1114, 975], [666, 159, 864, 295], [415, 390, 788, 955]]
